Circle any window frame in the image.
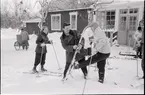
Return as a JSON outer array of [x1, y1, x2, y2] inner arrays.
[[97, 10, 116, 29], [51, 14, 61, 31], [106, 10, 116, 29], [69, 12, 78, 30]]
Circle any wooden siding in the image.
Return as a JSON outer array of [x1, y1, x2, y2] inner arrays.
[[26, 23, 40, 35], [77, 9, 89, 33], [45, 8, 91, 33]]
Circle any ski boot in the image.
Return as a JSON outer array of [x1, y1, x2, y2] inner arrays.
[[22, 46, 25, 50], [25, 46, 28, 50], [41, 66, 47, 72], [98, 72, 104, 83], [98, 78, 104, 83], [84, 73, 88, 79], [61, 75, 68, 83], [32, 66, 38, 73]]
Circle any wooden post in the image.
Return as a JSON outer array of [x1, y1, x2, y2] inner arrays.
[[110, 31, 113, 46]]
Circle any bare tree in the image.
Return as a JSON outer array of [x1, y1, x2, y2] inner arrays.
[[33, 0, 50, 30], [87, 0, 114, 24]]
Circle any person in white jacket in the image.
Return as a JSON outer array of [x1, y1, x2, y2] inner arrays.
[[74, 22, 111, 83]]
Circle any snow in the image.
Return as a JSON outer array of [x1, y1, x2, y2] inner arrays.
[[1, 28, 144, 94]]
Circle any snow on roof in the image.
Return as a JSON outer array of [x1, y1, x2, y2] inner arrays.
[[49, 1, 144, 13], [99, 1, 144, 8], [48, 7, 92, 13], [23, 18, 42, 23]]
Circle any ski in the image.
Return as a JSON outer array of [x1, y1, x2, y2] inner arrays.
[[23, 71, 63, 77], [23, 71, 41, 77], [119, 52, 136, 57], [109, 56, 136, 60], [46, 71, 63, 74], [130, 83, 144, 88], [40, 71, 62, 77], [130, 77, 144, 88], [89, 78, 118, 86]]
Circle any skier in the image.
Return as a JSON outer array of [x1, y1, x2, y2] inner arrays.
[[74, 22, 111, 83], [20, 28, 29, 50], [133, 26, 142, 58], [139, 19, 144, 78], [32, 26, 52, 73], [60, 22, 89, 80]]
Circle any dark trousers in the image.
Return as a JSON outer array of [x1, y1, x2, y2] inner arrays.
[[34, 53, 46, 67], [141, 43, 144, 76], [22, 40, 29, 50], [136, 46, 142, 58], [63, 62, 88, 78], [78, 52, 110, 79]]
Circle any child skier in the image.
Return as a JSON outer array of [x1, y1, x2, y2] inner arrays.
[[32, 26, 52, 73]]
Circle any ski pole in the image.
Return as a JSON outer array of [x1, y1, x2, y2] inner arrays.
[[51, 41, 61, 70], [136, 58, 139, 77], [82, 44, 93, 95], [94, 64, 97, 71]]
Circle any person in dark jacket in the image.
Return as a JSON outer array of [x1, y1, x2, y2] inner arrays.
[[32, 26, 52, 73], [20, 28, 29, 50], [60, 23, 89, 80]]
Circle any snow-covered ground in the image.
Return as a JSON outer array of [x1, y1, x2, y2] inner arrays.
[[1, 28, 144, 94]]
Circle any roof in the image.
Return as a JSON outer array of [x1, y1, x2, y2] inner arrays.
[[48, 1, 144, 13], [97, 1, 144, 10], [48, 7, 93, 13], [23, 18, 42, 23]]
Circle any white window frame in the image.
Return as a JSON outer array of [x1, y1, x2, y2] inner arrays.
[[51, 14, 61, 31], [69, 12, 78, 30]]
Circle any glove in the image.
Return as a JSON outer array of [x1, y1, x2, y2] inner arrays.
[[73, 44, 82, 50], [73, 44, 83, 53], [73, 45, 78, 50], [50, 40, 53, 44], [41, 43, 46, 47], [77, 44, 83, 50]]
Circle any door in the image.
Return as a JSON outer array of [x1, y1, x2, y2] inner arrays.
[[128, 16, 138, 46], [118, 8, 138, 46], [118, 16, 128, 45]]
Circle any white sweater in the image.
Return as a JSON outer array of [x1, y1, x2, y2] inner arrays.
[[82, 27, 111, 55], [92, 27, 111, 54], [133, 30, 142, 41]]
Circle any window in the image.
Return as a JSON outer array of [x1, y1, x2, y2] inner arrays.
[[69, 12, 78, 30], [129, 16, 137, 31], [106, 11, 115, 29], [51, 14, 61, 31], [129, 8, 138, 14], [120, 9, 128, 14], [97, 10, 115, 29], [119, 16, 127, 31]]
